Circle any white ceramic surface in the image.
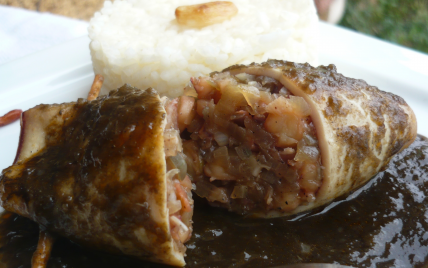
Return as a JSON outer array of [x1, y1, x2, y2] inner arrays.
[[0, 5, 88, 65], [0, 22, 427, 172]]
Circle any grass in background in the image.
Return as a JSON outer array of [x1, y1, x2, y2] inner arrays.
[[339, 0, 428, 54]]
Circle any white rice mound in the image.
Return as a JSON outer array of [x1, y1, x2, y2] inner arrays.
[[88, 0, 319, 98]]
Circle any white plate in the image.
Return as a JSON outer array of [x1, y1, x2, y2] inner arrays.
[[1, 22, 428, 172]]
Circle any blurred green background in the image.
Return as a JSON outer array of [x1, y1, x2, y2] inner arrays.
[[339, 0, 428, 54]]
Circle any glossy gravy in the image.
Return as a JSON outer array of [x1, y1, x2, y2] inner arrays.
[[1, 135, 427, 267]]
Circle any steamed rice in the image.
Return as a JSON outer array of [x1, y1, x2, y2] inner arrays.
[[88, 0, 319, 98]]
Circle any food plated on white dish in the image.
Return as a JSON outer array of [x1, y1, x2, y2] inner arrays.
[[0, 1, 428, 266]]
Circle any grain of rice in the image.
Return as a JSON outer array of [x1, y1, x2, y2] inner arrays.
[[88, 0, 319, 98]]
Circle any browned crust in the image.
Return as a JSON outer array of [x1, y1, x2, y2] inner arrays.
[[0, 86, 184, 266], [222, 60, 417, 217]]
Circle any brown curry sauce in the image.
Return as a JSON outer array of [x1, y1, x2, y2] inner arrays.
[[1, 135, 428, 267]]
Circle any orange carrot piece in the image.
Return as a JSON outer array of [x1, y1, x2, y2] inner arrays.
[[174, 182, 192, 212], [0, 109, 22, 127], [87, 74, 104, 101]]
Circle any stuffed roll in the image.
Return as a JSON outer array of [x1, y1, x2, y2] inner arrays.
[[180, 60, 417, 217], [0, 85, 193, 266]]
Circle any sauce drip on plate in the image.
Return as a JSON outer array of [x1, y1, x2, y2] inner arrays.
[[1, 135, 428, 267]]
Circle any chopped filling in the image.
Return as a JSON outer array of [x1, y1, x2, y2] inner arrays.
[[162, 97, 194, 252], [176, 73, 323, 215]]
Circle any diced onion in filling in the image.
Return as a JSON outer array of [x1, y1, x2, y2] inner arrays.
[[174, 180, 192, 212], [214, 131, 229, 146], [231, 185, 248, 199], [170, 215, 189, 232], [166, 169, 180, 180], [177, 95, 196, 132], [168, 199, 182, 215], [163, 106, 194, 250], [180, 72, 323, 215], [167, 153, 187, 180], [170, 215, 190, 244], [195, 181, 229, 203], [164, 129, 182, 157], [213, 146, 229, 159], [235, 145, 252, 160]]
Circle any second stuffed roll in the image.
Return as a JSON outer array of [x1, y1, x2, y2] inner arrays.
[[177, 60, 417, 217]]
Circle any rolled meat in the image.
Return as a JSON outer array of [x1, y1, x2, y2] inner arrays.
[[180, 60, 417, 217], [0, 60, 418, 266], [0, 85, 193, 266]]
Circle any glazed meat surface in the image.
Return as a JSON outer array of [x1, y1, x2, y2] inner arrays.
[[0, 86, 185, 266]]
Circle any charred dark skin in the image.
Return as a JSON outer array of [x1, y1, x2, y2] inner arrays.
[[0, 86, 177, 264]]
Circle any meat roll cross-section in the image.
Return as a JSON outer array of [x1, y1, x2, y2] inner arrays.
[[0, 85, 193, 266], [177, 60, 417, 217], [0, 60, 417, 266]]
